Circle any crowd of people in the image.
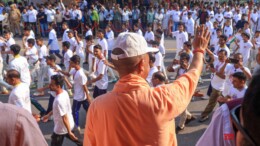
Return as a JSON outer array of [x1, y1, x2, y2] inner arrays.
[[0, 0, 260, 146]]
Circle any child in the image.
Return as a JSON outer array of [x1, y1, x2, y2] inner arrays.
[[74, 31, 85, 67], [144, 24, 155, 47], [179, 41, 193, 64], [185, 12, 195, 41], [205, 16, 213, 34], [34, 37, 48, 96], [223, 20, 233, 38], [146, 53, 158, 86], [85, 35, 96, 75], [62, 41, 73, 96], [67, 30, 77, 52]]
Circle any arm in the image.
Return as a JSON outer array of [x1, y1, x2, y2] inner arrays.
[[206, 48, 215, 62], [88, 74, 103, 85], [62, 114, 78, 141], [83, 85, 92, 103]]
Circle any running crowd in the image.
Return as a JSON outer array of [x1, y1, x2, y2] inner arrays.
[[0, 0, 260, 146]]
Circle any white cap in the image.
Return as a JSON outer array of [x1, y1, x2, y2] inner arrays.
[[111, 32, 158, 60]]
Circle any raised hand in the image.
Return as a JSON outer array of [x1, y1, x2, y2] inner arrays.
[[192, 25, 210, 52]]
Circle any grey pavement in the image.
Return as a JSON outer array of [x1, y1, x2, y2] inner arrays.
[[0, 38, 218, 146]]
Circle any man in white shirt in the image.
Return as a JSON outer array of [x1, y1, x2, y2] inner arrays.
[[61, 22, 70, 42], [70, 5, 82, 32], [144, 24, 155, 47], [57, 55, 91, 131], [7, 69, 31, 113], [172, 22, 188, 60], [67, 30, 77, 52], [186, 12, 195, 40], [27, 5, 38, 34], [217, 72, 247, 103], [213, 35, 231, 57], [200, 49, 228, 122], [24, 38, 39, 87], [134, 23, 143, 36], [171, 5, 181, 31], [223, 20, 233, 38], [223, 7, 233, 26], [146, 53, 158, 86], [105, 25, 114, 55], [42, 74, 82, 146], [45, 4, 56, 24], [87, 45, 108, 98], [250, 8, 258, 33], [214, 8, 224, 28]]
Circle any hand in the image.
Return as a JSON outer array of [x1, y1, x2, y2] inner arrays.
[[37, 88, 44, 92], [225, 58, 230, 64], [74, 30, 78, 35], [42, 115, 49, 123], [68, 132, 78, 141], [167, 65, 174, 72], [103, 59, 109, 65], [192, 25, 210, 52]]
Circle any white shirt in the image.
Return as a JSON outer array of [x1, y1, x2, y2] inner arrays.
[[27, 9, 38, 22], [205, 21, 214, 33], [224, 11, 233, 19], [5, 37, 15, 51], [224, 26, 233, 38], [47, 65, 62, 82], [70, 9, 82, 20], [85, 29, 93, 37], [75, 41, 85, 59], [146, 66, 159, 86], [224, 64, 251, 87], [38, 45, 48, 65], [211, 55, 226, 91], [25, 46, 38, 65], [233, 13, 241, 23], [68, 37, 77, 51], [214, 45, 231, 57], [9, 83, 31, 113], [62, 29, 70, 42], [251, 12, 258, 23], [159, 43, 165, 56], [185, 18, 195, 35], [45, 9, 56, 22], [64, 50, 73, 70], [144, 31, 155, 45], [154, 51, 163, 69], [52, 90, 74, 134], [214, 13, 224, 23], [172, 31, 188, 51], [136, 29, 143, 36], [155, 12, 163, 23], [95, 57, 108, 89], [105, 31, 114, 50], [227, 86, 247, 100], [172, 10, 181, 22], [122, 10, 131, 21], [49, 29, 59, 51], [98, 38, 108, 58], [239, 41, 253, 64], [70, 68, 87, 101]]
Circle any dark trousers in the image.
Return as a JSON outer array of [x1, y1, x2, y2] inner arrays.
[[30, 96, 46, 116], [51, 132, 82, 146], [93, 86, 107, 98], [29, 22, 37, 35], [49, 50, 63, 62], [46, 94, 55, 114], [72, 99, 89, 127]]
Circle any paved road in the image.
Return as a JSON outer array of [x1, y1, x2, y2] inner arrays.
[[0, 38, 217, 146]]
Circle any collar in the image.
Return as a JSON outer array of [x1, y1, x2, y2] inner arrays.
[[112, 74, 149, 93], [14, 54, 20, 58]]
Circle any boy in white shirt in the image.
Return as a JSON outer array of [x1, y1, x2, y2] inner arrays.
[[214, 8, 224, 28], [24, 38, 39, 87], [47, 23, 63, 61], [218, 72, 247, 103], [7, 69, 31, 113], [62, 41, 73, 96], [151, 41, 163, 71], [74, 31, 85, 67], [87, 45, 108, 98], [67, 30, 77, 52], [185, 12, 195, 41], [223, 20, 233, 38], [134, 23, 143, 36], [235, 32, 253, 67], [146, 53, 158, 86], [144, 24, 155, 47], [57, 55, 92, 131], [61, 22, 70, 42], [205, 16, 213, 34], [85, 35, 96, 75], [172, 22, 188, 61], [105, 25, 114, 57], [42, 74, 82, 146], [85, 23, 93, 38], [34, 37, 48, 96], [0, 30, 15, 69]]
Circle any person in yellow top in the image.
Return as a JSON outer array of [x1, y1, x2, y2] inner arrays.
[[84, 26, 210, 146]]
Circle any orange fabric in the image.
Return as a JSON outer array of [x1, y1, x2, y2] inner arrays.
[[84, 69, 200, 146]]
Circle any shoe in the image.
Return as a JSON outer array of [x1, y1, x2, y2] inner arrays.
[[193, 91, 204, 97], [199, 116, 209, 122], [185, 115, 197, 124], [201, 95, 209, 100], [33, 92, 44, 96], [175, 126, 184, 134]]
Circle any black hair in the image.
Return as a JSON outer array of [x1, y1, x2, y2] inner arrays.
[[153, 71, 166, 82], [3, 30, 11, 34], [148, 52, 156, 63], [27, 38, 35, 46], [62, 41, 70, 49], [51, 74, 64, 88], [218, 49, 228, 56], [94, 44, 102, 50], [184, 41, 192, 49], [70, 55, 81, 64], [10, 44, 21, 55], [36, 37, 43, 41], [85, 35, 93, 41], [7, 69, 20, 79], [24, 26, 31, 31], [219, 35, 228, 41], [180, 52, 190, 61], [232, 72, 247, 81]]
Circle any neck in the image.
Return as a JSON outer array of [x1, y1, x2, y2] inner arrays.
[[75, 65, 81, 70], [14, 80, 22, 87], [97, 55, 103, 59], [50, 63, 56, 67], [55, 88, 63, 95], [237, 85, 245, 91]]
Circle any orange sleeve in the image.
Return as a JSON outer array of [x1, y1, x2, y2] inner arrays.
[[162, 69, 200, 118], [84, 103, 96, 146]]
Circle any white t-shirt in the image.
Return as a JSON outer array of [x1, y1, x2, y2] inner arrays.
[[8, 83, 31, 113], [172, 10, 181, 22], [172, 31, 188, 59], [27, 9, 38, 22], [25, 46, 39, 65], [98, 38, 108, 58], [75, 41, 85, 59], [239, 41, 253, 65], [205, 21, 214, 33], [154, 51, 163, 69], [52, 90, 74, 134], [85, 29, 93, 37], [214, 13, 224, 24], [62, 29, 70, 42], [144, 31, 155, 43], [48, 65, 62, 82], [211, 55, 226, 91], [136, 29, 143, 36], [223, 26, 233, 38], [106, 31, 114, 50], [146, 66, 159, 86], [64, 50, 73, 70], [185, 18, 195, 35], [45, 9, 56, 22], [70, 68, 88, 101], [68, 37, 77, 51], [227, 86, 247, 100], [95, 57, 108, 89], [38, 45, 48, 65], [9, 56, 31, 86], [5, 37, 15, 51], [224, 11, 233, 19], [213, 45, 230, 57], [49, 29, 59, 51]]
